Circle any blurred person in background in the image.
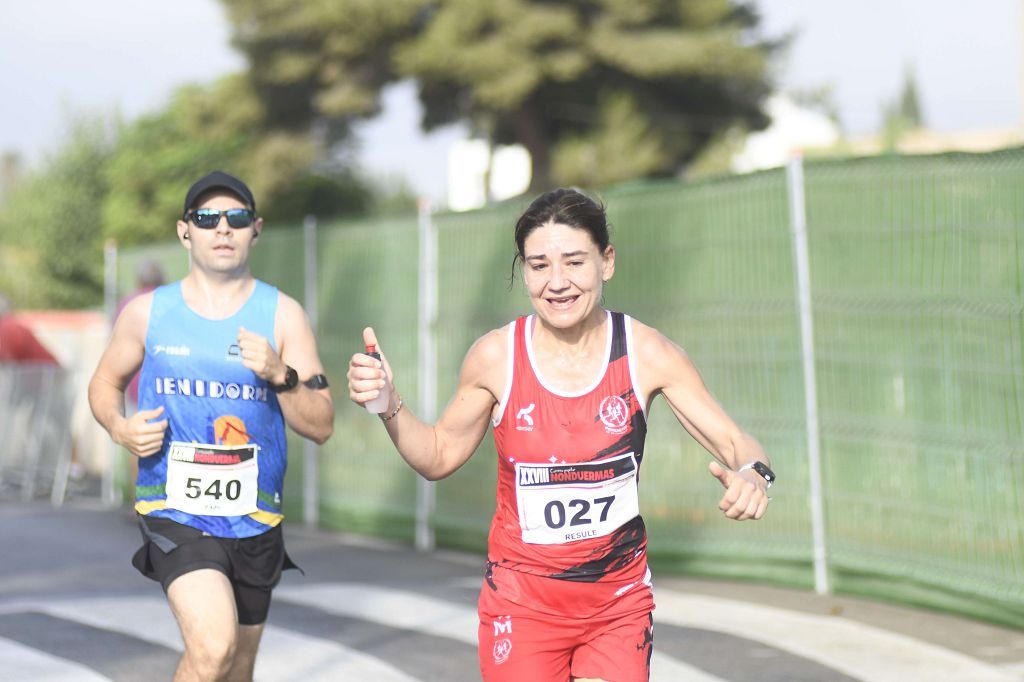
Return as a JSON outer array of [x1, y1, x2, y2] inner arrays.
[[348, 188, 774, 682], [89, 171, 334, 682]]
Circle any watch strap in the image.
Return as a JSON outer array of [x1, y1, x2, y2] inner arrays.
[[303, 374, 329, 390], [738, 461, 775, 488], [269, 365, 299, 393]]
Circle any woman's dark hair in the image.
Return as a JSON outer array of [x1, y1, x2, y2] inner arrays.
[[511, 188, 610, 279]]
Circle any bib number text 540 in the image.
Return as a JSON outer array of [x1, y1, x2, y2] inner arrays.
[[185, 477, 243, 502]]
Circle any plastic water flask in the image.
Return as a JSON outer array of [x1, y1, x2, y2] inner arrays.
[[364, 344, 391, 414]]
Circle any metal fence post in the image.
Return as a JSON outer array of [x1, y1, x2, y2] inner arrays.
[[416, 198, 438, 551], [303, 215, 319, 526], [787, 155, 830, 595], [102, 239, 121, 506]]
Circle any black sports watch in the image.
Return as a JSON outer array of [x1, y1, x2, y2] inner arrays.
[[303, 374, 329, 390], [739, 461, 775, 488], [269, 365, 299, 393]]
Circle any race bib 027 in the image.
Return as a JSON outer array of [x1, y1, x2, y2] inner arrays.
[[515, 452, 640, 545], [164, 441, 260, 517]]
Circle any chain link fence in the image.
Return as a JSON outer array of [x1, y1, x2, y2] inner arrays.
[[115, 147, 1024, 628]]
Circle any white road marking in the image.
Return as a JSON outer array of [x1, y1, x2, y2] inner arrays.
[[1, 583, 1015, 682], [654, 591, 1019, 682], [1, 597, 417, 682], [275, 582, 728, 682], [0, 636, 111, 682]]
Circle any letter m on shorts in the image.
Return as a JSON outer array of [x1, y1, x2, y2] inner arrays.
[[493, 616, 512, 636]]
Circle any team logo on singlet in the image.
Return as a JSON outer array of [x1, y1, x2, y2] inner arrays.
[[214, 415, 250, 445], [599, 395, 629, 434], [516, 403, 535, 432]]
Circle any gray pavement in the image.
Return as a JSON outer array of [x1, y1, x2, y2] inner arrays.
[[2, 499, 1021, 681]]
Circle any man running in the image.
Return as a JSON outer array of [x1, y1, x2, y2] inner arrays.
[[89, 170, 334, 681]]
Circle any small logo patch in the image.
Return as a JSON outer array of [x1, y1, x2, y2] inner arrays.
[[153, 344, 191, 356], [493, 638, 512, 665], [599, 395, 629, 434], [516, 403, 535, 431]]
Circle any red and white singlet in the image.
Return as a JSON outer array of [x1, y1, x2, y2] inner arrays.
[[489, 311, 649, 584]]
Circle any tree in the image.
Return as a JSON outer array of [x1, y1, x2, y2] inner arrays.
[[402, 0, 775, 189], [222, 0, 430, 144], [0, 115, 115, 308], [899, 67, 924, 128], [103, 74, 373, 245], [220, 0, 777, 191], [881, 66, 925, 150]]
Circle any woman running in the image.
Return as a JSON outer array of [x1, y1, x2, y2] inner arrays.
[[347, 187, 773, 682]]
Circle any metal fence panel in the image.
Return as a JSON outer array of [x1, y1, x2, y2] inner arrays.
[[0, 365, 76, 503], [117, 148, 1024, 627]]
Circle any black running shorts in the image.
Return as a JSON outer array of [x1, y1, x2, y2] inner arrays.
[[131, 515, 298, 625]]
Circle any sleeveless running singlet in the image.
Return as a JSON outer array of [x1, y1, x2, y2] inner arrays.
[[134, 281, 287, 539], [489, 311, 649, 582]]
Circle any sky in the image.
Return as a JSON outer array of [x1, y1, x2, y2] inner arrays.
[[0, 0, 1019, 203]]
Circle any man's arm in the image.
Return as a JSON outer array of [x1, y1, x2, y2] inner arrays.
[[88, 293, 168, 457], [237, 293, 334, 444]]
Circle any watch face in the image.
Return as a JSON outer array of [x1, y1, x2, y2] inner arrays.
[[271, 366, 299, 392], [303, 374, 329, 390], [753, 461, 775, 483]]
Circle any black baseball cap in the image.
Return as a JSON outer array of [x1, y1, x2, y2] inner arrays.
[[183, 171, 256, 216]]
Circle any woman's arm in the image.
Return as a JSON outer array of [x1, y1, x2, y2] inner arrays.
[[348, 326, 506, 480], [634, 321, 771, 520]]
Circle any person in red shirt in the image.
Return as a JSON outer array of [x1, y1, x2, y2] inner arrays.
[[347, 188, 774, 682], [0, 295, 59, 365]]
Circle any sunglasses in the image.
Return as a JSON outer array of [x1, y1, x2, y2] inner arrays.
[[185, 208, 256, 229]]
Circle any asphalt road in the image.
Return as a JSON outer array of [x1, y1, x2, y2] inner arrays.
[[2, 500, 1021, 681]]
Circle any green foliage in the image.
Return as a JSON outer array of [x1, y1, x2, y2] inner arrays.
[[551, 92, 670, 187], [220, 0, 777, 191], [398, 0, 776, 188], [102, 75, 318, 245], [263, 169, 373, 222], [899, 69, 924, 128], [222, 0, 430, 139], [0, 74, 379, 308], [684, 124, 750, 179], [881, 67, 925, 151], [102, 74, 375, 245], [0, 115, 114, 308]]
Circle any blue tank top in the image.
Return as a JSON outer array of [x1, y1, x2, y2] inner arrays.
[[135, 280, 288, 538]]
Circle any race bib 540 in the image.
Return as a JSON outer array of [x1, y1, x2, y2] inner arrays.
[[164, 441, 259, 516]]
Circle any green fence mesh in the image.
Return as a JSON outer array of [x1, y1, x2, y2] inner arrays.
[[119, 148, 1024, 628]]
